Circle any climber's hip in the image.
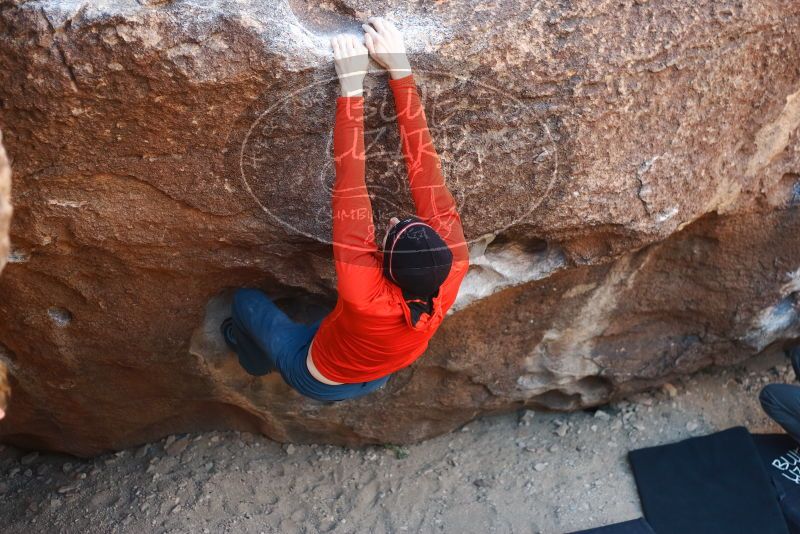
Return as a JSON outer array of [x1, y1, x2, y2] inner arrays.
[[230, 288, 390, 402], [306, 339, 344, 385]]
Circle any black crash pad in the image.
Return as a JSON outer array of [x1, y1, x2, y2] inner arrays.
[[629, 426, 789, 534]]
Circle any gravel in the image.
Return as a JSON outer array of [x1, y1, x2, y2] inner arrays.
[[0, 352, 791, 534]]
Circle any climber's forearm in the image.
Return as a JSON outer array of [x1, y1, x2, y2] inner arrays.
[[333, 96, 376, 255], [332, 96, 383, 302], [330, 33, 384, 303], [389, 74, 443, 195], [362, 17, 467, 260], [389, 75, 468, 260], [331, 34, 376, 257]]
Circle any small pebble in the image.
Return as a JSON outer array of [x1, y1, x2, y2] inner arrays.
[[57, 484, 79, 494], [594, 410, 611, 421], [166, 437, 189, 456], [20, 452, 39, 465], [518, 410, 536, 427]]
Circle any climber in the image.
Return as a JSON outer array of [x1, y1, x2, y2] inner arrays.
[[760, 344, 800, 443], [220, 17, 469, 402]]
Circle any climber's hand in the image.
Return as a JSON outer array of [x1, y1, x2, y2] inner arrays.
[[362, 17, 411, 80], [331, 34, 369, 97]]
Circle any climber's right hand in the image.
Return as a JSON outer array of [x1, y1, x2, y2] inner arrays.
[[362, 17, 412, 80], [331, 34, 369, 97]]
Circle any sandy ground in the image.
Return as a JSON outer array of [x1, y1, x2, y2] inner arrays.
[[0, 351, 793, 534]]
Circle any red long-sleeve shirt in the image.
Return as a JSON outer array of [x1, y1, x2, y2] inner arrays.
[[311, 74, 469, 383]]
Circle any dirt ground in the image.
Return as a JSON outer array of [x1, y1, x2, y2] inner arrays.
[[0, 351, 792, 534]]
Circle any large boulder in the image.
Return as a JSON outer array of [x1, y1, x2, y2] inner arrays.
[[0, 0, 798, 455]]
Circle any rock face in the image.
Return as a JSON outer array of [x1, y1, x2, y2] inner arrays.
[[0, 0, 799, 456]]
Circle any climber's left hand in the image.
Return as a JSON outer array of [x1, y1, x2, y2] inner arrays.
[[331, 34, 369, 97]]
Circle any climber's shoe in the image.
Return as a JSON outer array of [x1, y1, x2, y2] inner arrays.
[[220, 317, 275, 376], [220, 317, 237, 351], [787, 344, 800, 382]]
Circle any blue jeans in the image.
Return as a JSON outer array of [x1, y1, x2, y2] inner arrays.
[[230, 289, 391, 402]]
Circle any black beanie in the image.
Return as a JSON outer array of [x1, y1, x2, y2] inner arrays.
[[382, 216, 453, 297]]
